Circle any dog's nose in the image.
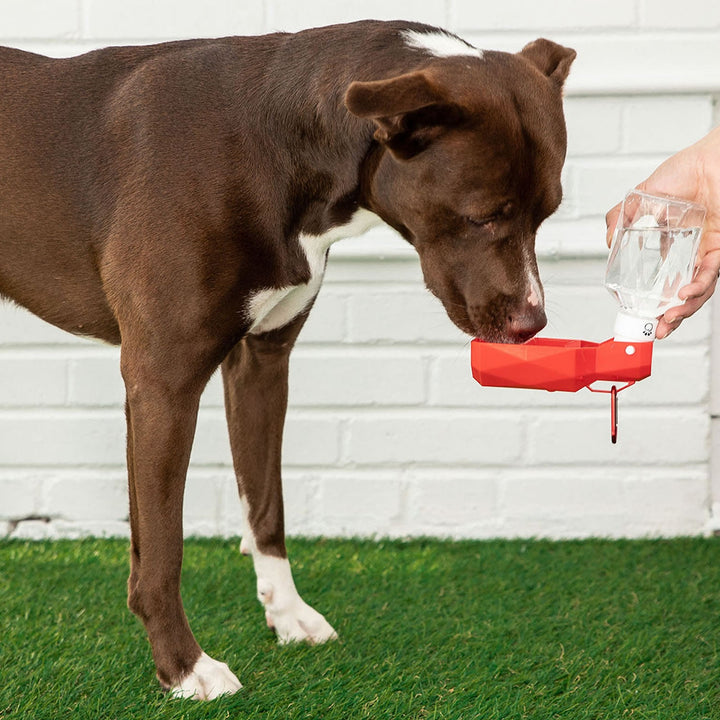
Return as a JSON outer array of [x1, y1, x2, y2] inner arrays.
[[507, 307, 547, 343]]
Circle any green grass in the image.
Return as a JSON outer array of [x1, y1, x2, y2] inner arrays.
[[1, 538, 720, 719]]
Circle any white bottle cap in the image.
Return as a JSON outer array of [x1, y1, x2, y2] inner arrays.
[[613, 310, 657, 342]]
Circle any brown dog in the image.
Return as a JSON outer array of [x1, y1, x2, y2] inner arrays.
[[0, 20, 574, 698]]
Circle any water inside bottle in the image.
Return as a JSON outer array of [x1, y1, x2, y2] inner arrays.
[[605, 225, 702, 317]]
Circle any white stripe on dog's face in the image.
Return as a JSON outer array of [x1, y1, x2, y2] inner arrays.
[[527, 271, 542, 307], [402, 30, 483, 59]]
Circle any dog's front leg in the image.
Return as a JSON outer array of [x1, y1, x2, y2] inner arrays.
[[123, 350, 241, 699], [222, 317, 337, 645]]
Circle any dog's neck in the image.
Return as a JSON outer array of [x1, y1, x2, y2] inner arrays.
[[246, 22, 446, 241]]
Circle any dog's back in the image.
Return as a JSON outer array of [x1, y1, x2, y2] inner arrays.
[[0, 24, 399, 341]]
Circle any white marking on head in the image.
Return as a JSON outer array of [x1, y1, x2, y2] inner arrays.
[[527, 283, 541, 307], [402, 29, 483, 59], [526, 266, 543, 308], [521, 245, 543, 309]]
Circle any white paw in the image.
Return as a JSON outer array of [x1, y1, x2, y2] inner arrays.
[[258, 579, 338, 645], [170, 652, 242, 701]]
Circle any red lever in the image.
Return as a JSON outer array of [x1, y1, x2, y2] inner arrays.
[[587, 382, 629, 443]]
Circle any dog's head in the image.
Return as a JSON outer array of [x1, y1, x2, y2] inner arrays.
[[346, 39, 575, 343]]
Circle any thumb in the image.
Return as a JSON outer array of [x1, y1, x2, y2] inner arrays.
[[605, 180, 652, 247], [605, 203, 621, 247]]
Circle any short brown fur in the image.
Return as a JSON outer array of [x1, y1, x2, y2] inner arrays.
[[0, 21, 574, 692]]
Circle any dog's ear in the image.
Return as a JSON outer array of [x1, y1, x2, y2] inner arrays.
[[345, 72, 463, 159], [519, 39, 576, 87]]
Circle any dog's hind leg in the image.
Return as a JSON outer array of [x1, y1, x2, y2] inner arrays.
[[222, 314, 338, 645], [122, 344, 242, 699]]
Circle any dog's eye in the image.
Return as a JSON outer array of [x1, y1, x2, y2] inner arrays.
[[464, 202, 514, 229], [464, 215, 497, 229]]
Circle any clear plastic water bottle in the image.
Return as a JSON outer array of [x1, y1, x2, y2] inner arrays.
[[605, 190, 706, 341]]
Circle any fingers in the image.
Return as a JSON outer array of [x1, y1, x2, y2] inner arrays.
[[678, 272, 717, 302], [658, 282, 716, 338], [679, 250, 720, 300], [655, 316, 681, 340], [657, 253, 719, 338]]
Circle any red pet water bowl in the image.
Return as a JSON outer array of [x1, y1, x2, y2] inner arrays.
[[471, 337, 654, 442]]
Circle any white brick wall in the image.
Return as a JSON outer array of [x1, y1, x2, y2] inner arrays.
[[1, 1, 719, 540]]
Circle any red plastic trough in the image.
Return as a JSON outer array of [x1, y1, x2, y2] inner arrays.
[[471, 337, 653, 393]]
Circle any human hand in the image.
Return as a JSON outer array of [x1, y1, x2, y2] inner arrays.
[[605, 125, 720, 339]]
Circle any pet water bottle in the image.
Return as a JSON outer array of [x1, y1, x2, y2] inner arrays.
[[605, 190, 706, 341]]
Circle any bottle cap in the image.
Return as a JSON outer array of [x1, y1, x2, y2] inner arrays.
[[613, 310, 656, 342]]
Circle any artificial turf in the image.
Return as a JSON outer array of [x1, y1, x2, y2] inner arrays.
[[1, 537, 719, 719]]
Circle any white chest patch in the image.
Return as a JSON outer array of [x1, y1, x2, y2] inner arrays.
[[402, 29, 483, 59], [246, 208, 382, 335]]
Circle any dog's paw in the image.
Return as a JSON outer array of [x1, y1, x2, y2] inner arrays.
[[258, 579, 338, 645], [169, 652, 242, 701]]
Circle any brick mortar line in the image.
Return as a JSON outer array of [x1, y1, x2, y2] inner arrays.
[[0, 404, 707, 417], [0, 347, 707, 361], [0, 465, 708, 476], [1, 461, 708, 480]]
